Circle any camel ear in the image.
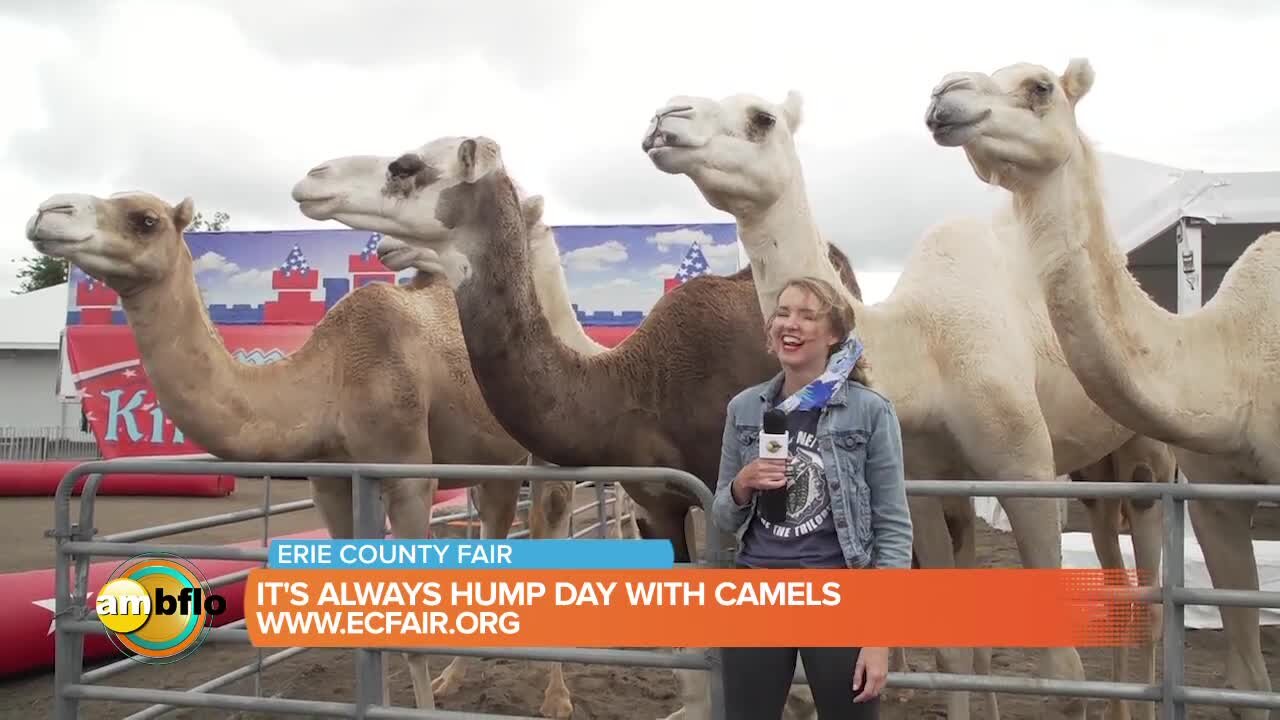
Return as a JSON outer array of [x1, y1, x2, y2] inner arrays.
[[521, 194, 545, 229], [456, 136, 504, 184], [172, 197, 195, 230], [1060, 58, 1094, 106], [781, 90, 803, 132]]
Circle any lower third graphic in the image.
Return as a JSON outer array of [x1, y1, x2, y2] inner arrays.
[[95, 553, 227, 664]]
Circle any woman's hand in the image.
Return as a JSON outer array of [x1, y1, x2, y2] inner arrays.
[[852, 646, 889, 702], [730, 458, 787, 504]]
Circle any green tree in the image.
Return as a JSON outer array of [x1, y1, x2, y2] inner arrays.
[[13, 254, 67, 294], [188, 210, 231, 231], [11, 209, 232, 294]]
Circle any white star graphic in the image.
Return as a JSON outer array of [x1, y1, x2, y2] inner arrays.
[[34, 592, 95, 635], [122, 369, 137, 378]]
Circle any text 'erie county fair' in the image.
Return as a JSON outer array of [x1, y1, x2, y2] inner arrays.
[[274, 541, 513, 566]]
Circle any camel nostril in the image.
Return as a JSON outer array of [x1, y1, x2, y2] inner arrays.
[[307, 164, 330, 177]]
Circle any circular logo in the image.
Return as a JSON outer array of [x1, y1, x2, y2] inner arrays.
[[96, 553, 224, 664]]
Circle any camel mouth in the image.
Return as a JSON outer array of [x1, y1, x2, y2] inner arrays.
[[642, 124, 702, 155], [296, 196, 342, 219], [926, 106, 990, 147], [928, 117, 987, 147], [30, 234, 91, 253]]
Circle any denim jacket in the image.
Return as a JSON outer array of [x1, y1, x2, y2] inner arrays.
[[711, 371, 913, 570]]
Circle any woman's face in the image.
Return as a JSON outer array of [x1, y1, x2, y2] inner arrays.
[[768, 285, 841, 371]]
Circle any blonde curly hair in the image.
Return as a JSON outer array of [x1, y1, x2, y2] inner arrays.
[[766, 276, 872, 387]]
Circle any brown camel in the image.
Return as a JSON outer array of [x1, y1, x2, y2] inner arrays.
[[24, 190, 582, 717]]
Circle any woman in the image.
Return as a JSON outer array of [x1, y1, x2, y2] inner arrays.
[[711, 276, 912, 719]]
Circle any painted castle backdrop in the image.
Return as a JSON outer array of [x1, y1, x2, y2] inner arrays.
[[61, 223, 741, 458]]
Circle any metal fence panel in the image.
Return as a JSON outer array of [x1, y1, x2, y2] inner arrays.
[[46, 455, 1280, 719]]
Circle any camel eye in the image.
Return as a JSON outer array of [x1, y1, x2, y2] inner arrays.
[[1033, 80, 1053, 96], [753, 111, 775, 128]]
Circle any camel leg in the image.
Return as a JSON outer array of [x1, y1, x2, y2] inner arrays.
[[1186, 491, 1269, 720], [959, 397, 1085, 720], [910, 495, 976, 720], [1124, 495, 1163, 720], [431, 476, 524, 698], [1084, 495, 1135, 720], [382, 474, 440, 710], [526, 474, 577, 719], [312, 475, 435, 709], [948, 497, 1000, 720], [312, 478, 405, 705]]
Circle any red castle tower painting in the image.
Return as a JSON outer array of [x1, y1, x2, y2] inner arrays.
[[663, 239, 712, 293], [75, 277, 120, 325], [348, 232, 395, 288], [263, 244, 326, 324]]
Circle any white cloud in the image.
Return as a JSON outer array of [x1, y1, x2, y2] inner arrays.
[[561, 240, 628, 272], [648, 228, 712, 253], [649, 263, 678, 279], [192, 251, 240, 275], [571, 276, 661, 315], [700, 241, 740, 268]]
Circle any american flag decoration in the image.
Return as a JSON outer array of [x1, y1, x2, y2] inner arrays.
[[360, 233, 382, 261], [280, 244, 311, 276], [673, 240, 711, 283]]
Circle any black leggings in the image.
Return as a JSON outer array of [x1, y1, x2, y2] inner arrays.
[[721, 645, 880, 719]]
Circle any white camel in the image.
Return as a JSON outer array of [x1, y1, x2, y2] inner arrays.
[[925, 55, 1280, 720], [641, 89, 1178, 720]]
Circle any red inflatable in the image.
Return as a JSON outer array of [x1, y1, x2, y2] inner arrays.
[[0, 487, 467, 677], [0, 461, 235, 497]]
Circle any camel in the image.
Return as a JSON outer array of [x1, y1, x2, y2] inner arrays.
[[925, 56, 1280, 719], [640, 89, 1181, 719], [292, 134, 862, 720], [292, 148, 654, 710], [22, 190, 622, 719]]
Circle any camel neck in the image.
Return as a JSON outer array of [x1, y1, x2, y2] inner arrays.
[[736, 177, 840, 319], [450, 181, 640, 467], [1016, 143, 1243, 453], [119, 253, 327, 460], [728, 164, 913, 420], [527, 223, 604, 357]]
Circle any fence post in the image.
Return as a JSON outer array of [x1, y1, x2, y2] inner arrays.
[[1160, 490, 1187, 720], [350, 471, 386, 716]]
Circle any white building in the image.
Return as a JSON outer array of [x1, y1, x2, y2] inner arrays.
[[0, 283, 97, 460]]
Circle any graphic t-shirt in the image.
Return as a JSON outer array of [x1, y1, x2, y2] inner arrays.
[[736, 405, 846, 569]]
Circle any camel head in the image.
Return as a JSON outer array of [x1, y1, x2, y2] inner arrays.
[[382, 136, 545, 290], [642, 91, 804, 216], [292, 134, 513, 245], [925, 58, 1095, 192], [25, 191, 194, 295]]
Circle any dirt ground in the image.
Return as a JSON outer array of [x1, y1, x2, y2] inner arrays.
[[1, 478, 1277, 719]]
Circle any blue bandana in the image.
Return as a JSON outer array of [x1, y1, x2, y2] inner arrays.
[[775, 332, 864, 413]]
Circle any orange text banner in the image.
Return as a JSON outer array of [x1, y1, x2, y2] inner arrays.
[[243, 568, 1151, 649]]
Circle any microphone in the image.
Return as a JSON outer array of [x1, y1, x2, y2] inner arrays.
[[759, 408, 789, 523]]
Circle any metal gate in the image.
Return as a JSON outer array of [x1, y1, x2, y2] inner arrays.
[[47, 456, 1280, 719]]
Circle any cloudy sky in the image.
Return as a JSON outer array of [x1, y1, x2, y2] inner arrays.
[[4, 0, 1280, 301]]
